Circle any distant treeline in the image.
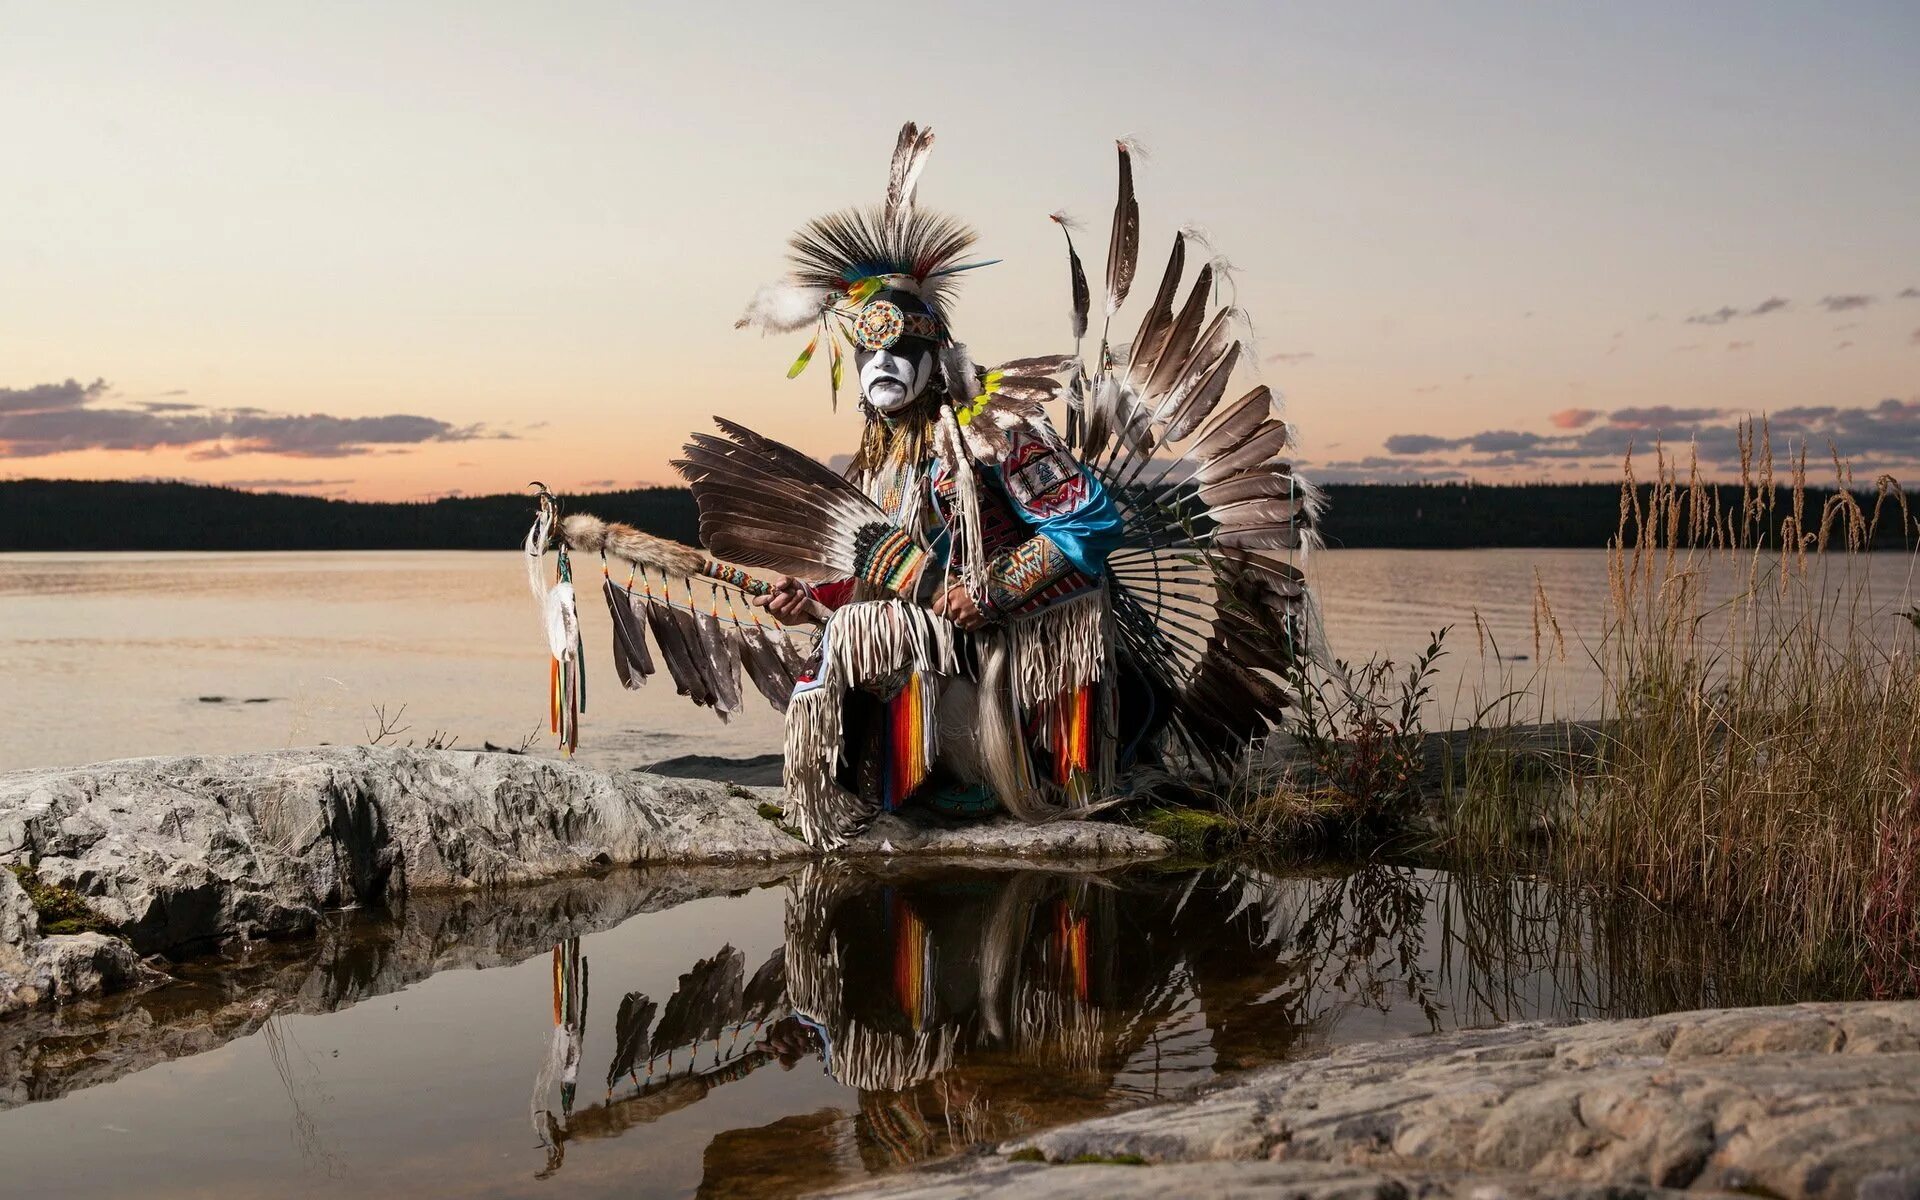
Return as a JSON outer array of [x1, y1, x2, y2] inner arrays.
[[1318, 481, 1918, 550], [2, 478, 1915, 552]]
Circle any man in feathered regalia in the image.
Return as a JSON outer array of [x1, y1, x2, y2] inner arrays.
[[729, 150, 1128, 835], [537, 123, 1321, 848]]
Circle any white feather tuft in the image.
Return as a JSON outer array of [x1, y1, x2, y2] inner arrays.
[[735, 282, 830, 335], [1048, 209, 1085, 231], [1178, 225, 1241, 308], [1295, 475, 1329, 527]]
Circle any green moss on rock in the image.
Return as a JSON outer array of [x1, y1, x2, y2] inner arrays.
[[1138, 807, 1235, 856], [8, 865, 109, 936]]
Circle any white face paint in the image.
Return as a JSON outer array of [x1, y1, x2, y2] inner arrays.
[[857, 347, 934, 414]]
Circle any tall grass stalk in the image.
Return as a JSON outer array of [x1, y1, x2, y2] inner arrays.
[[1563, 429, 1920, 983]]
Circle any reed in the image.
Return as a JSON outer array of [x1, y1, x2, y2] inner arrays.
[[1541, 428, 1920, 985]]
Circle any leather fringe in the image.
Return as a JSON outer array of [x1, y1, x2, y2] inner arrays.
[[783, 600, 963, 848]]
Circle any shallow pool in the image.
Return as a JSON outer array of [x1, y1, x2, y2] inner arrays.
[[0, 860, 1866, 1198]]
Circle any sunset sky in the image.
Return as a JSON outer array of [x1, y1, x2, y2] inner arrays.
[[4, 2, 1917, 500]]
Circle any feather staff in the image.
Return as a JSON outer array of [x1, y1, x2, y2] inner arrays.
[[527, 486, 586, 754], [663, 603, 717, 709], [693, 606, 743, 716], [607, 992, 656, 1091], [635, 586, 705, 708], [603, 576, 656, 690], [654, 946, 747, 1061], [740, 623, 796, 712], [742, 949, 786, 1022]]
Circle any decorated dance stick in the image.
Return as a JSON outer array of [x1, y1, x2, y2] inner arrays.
[[528, 485, 829, 619]]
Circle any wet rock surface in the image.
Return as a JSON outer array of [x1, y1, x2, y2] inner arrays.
[[838, 1000, 1920, 1200], [0, 746, 1168, 1011], [0, 868, 155, 1016]]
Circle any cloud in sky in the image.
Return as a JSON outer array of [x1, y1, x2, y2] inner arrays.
[[1266, 351, 1315, 365], [1377, 397, 1920, 475], [0, 377, 500, 459], [1727, 340, 1753, 351], [1610, 405, 1724, 427], [1902, 288, 1920, 300], [1549, 408, 1600, 429], [1685, 296, 1789, 325], [1819, 294, 1875, 312], [0, 379, 108, 415]]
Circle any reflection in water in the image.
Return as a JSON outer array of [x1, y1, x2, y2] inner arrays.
[[0, 860, 1883, 1200], [532, 939, 590, 1177], [530, 863, 1460, 1192]]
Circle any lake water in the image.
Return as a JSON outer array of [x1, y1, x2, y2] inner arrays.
[[0, 860, 1864, 1199], [2, 550, 1908, 1197], [14, 547, 1914, 773]]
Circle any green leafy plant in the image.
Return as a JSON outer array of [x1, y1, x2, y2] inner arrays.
[[1285, 627, 1448, 827]]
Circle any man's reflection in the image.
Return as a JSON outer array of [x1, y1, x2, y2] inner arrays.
[[528, 862, 1441, 1192]]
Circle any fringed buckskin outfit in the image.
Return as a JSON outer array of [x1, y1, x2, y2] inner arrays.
[[783, 393, 1127, 840], [533, 121, 1325, 850]]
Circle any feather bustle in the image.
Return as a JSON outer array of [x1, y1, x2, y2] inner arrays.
[[1126, 236, 1187, 389], [1188, 387, 1274, 461], [1197, 420, 1292, 482], [1104, 142, 1140, 316], [1142, 265, 1215, 402], [1162, 341, 1241, 443]]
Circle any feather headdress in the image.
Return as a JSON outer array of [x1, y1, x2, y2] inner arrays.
[[735, 122, 998, 407], [787, 205, 987, 327]]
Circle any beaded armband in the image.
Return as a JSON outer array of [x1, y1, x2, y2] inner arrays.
[[981, 534, 1074, 616], [853, 523, 929, 594]]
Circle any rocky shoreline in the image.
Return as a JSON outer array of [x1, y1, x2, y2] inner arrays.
[[836, 1000, 1920, 1200], [0, 745, 1169, 1014], [2, 747, 1917, 1197]]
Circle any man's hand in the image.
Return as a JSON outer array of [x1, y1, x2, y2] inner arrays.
[[751, 576, 817, 625], [932, 583, 989, 631]]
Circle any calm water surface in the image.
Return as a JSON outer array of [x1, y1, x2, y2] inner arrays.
[[6, 548, 1917, 771], [0, 860, 1858, 1199], [5, 546, 1862, 773]]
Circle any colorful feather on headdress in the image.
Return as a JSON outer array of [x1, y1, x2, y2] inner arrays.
[[735, 122, 999, 384], [787, 205, 989, 325]]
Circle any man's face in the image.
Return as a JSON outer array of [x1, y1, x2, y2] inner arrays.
[[856, 337, 935, 413]]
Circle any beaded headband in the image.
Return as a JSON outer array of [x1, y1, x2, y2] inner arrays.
[[850, 299, 943, 351]]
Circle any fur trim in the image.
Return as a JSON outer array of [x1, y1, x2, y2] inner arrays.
[[735, 282, 831, 335], [560, 512, 706, 577]]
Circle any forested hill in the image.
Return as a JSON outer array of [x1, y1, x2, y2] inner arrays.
[[2, 478, 1914, 552]]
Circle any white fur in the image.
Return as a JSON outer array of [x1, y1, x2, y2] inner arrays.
[[736, 282, 830, 335]]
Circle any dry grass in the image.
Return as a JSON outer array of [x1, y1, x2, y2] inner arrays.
[[1535, 428, 1920, 986]]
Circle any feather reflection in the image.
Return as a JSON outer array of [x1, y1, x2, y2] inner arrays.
[[527, 862, 1444, 1189]]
